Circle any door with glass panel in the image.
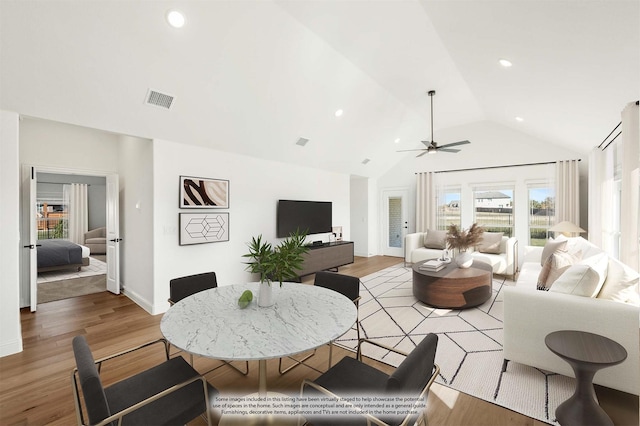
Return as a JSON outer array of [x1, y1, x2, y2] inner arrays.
[[383, 189, 409, 257]]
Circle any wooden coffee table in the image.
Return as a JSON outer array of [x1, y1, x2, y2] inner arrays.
[[412, 260, 492, 309], [545, 330, 627, 426]]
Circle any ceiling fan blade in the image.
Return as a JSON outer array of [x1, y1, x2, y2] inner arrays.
[[437, 140, 470, 149], [396, 148, 428, 152], [437, 148, 461, 153], [416, 150, 429, 158]]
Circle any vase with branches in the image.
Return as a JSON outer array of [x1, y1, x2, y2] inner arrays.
[[446, 223, 484, 268]]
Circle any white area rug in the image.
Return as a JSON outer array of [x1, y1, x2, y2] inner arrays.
[[334, 263, 575, 425], [37, 256, 107, 283]]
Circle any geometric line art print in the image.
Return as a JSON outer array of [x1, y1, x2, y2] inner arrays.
[[179, 212, 229, 245]]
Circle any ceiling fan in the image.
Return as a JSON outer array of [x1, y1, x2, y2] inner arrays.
[[397, 90, 470, 157]]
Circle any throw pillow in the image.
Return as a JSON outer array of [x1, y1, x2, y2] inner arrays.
[[597, 258, 640, 305], [477, 232, 503, 254], [537, 249, 582, 290], [540, 237, 568, 266], [549, 253, 609, 297], [424, 229, 447, 249]]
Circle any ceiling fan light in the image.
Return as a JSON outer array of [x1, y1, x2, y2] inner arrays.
[[428, 149, 437, 155]]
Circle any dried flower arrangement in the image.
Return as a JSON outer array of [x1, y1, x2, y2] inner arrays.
[[446, 223, 484, 251]]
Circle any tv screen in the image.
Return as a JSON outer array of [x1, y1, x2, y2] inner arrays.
[[277, 200, 332, 238]]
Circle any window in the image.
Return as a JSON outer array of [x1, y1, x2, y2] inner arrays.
[[528, 186, 555, 246], [36, 201, 68, 240], [437, 187, 461, 230], [473, 188, 514, 237]]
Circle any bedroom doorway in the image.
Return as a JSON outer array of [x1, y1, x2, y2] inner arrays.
[[22, 165, 121, 312]]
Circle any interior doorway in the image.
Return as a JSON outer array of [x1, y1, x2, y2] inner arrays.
[[21, 165, 121, 311]]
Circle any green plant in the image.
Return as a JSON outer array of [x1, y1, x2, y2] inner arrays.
[[446, 223, 484, 251], [242, 229, 309, 286]]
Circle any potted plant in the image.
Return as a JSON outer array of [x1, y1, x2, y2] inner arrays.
[[446, 223, 484, 268], [243, 229, 308, 306]]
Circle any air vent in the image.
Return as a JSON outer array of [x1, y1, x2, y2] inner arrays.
[[145, 89, 175, 110], [296, 137, 310, 147], [362, 158, 371, 165]]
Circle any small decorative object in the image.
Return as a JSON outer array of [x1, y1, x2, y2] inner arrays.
[[242, 230, 308, 307], [237, 290, 253, 309], [179, 212, 229, 245], [446, 223, 484, 269], [180, 176, 229, 208]]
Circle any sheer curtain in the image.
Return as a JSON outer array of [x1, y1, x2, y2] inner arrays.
[[555, 160, 580, 225], [63, 183, 88, 245], [620, 101, 639, 270], [588, 147, 616, 253], [416, 172, 436, 232]]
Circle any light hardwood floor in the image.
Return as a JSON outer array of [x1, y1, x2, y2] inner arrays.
[[0, 256, 636, 425]]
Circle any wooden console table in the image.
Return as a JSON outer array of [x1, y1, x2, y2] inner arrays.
[[297, 241, 354, 278]]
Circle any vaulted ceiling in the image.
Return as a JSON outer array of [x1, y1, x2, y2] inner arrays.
[[1, 1, 638, 178]]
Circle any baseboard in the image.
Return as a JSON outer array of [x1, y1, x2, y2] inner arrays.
[[122, 287, 157, 315], [0, 338, 23, 357]]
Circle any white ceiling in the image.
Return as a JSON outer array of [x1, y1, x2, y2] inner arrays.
[[1, 1, 638, 178]]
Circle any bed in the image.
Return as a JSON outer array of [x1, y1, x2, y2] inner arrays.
[[37, 239, 91, 273]]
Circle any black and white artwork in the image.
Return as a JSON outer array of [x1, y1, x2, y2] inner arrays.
[[180, 176, 229, 208], [179, 212, 229, 245]]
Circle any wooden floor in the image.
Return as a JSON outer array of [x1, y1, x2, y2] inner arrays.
[[1, 256, 637, 425]]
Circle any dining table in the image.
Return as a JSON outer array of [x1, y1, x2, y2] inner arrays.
[[160, 281, 357, 395]]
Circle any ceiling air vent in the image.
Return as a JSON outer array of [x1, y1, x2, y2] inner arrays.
[[145, 89, 175, 110], [296, 137, 310, 147], [362, 158, 371, 165]]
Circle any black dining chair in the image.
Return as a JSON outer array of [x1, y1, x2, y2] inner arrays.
[[300, 333, 440, 426], [279, 271, 361, 374], [71, 335, 218, 426], [168, 272, 249, 375]]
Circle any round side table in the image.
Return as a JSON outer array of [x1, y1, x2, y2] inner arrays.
[[545, 330, 627, 426]]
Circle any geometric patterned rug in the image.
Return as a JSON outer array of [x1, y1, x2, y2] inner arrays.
[[334, 263, 575, 425]]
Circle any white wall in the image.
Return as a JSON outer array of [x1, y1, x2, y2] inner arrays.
[[0, 111, 22, 357], [151, 139, 351, 314], [350, 176, 369, 257], [118, 135, 154, 312]]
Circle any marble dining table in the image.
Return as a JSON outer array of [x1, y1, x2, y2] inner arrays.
[[160, 281, 357, 394]]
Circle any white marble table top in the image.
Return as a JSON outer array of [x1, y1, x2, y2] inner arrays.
[[160, 282, 357, 361]]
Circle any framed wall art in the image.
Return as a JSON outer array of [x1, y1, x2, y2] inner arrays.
[[180, 175, 229, 208], [179, 212, 229, 245]]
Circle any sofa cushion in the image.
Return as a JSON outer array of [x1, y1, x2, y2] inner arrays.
[[597, 258, 640, 305], [540, 237, 568, 266], [477, 232, 503, 254], [549, 253, 608, 297], [424, 230, 447, 249], [537, 250, 582, 290]]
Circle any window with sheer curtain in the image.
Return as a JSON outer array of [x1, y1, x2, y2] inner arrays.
[[436, 187, 461, 230]]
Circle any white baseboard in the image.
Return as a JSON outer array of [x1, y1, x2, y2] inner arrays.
[[0, 338, 23, 357]]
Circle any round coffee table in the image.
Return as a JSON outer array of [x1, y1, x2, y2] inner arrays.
[[412, 260, 492, 309], [545, 330, 627, 426]]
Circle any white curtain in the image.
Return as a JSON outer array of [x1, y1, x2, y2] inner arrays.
[[588, 147, 616, 253], [416, 172, 436, 232], [555, 160, 580, 225], [64, 183, 88, 245], [620, 102, 639, 270]]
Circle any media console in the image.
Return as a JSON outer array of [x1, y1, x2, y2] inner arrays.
[[297, 241, 354, 278]]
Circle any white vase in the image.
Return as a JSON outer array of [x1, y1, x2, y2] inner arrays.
[[455, 251, 473, 269], [258, 281, 274, 307]]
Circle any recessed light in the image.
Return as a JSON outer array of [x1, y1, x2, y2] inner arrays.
[[499, 59, 512, 67], [334, 109, 344, 117], [166, 10, 185, 28], [515, 116, 524, 122], [394, 138, 401, 144]]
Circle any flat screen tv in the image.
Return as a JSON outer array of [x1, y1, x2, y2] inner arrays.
[[277, 200, 332, 238]]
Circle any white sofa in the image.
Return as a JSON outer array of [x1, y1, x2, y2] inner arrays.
[[405, 230, 518, 279], [503, 237, 640, 395]]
